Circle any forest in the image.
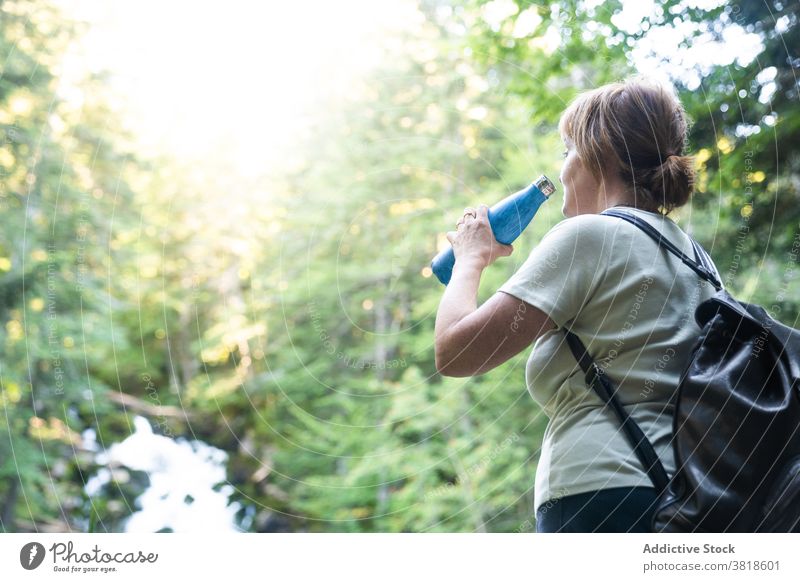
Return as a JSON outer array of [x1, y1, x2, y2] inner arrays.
[[0, 0, 798, 532]]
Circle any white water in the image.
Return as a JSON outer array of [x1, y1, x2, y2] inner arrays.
[[85, 416, 243, 532]]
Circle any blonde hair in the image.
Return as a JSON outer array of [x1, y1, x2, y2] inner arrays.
[[558, 78, 694, 215]]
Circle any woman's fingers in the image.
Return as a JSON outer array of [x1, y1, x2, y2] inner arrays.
[[451, 204, 489, 236], [457, 205, 481, 227]]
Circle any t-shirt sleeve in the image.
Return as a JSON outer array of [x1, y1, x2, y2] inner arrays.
[[497, 215, 613, 329]]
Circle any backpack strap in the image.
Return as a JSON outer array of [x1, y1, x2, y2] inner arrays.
[[690, 238, 724, 291], [601, 209, 723, 292], [561, 208, 723, 494], [564, 330, 671, 493], [561, 209, 725, 493]]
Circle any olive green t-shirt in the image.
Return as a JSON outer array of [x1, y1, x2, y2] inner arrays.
[[498, 207, 722, 514]]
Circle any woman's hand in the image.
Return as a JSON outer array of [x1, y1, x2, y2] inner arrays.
[[446, 204, 514, 271]]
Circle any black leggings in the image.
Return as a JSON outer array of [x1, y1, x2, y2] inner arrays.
[[536, 486, 659, 533]]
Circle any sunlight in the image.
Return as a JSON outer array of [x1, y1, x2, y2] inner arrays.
[[54, 0, 421, 177]]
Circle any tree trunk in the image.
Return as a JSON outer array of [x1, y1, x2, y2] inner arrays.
[[454, 389, 489, 532], [0, 476, 18, 532]]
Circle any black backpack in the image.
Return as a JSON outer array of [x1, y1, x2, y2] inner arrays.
[[564, 208, 800, 532]]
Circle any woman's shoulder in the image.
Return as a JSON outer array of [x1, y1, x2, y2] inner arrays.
[[548, 208, 686, 240], [544, 212, 627, 242], [539, 210, 688, 262]]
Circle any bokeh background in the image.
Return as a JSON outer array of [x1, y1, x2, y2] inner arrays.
[[0, 0, 797, 532]]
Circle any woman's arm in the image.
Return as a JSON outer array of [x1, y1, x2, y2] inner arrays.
[[434, 205, 556, 377], [435, 276, 555, 376]]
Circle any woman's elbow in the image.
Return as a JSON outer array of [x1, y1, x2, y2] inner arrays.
[[434, 349, 454, 376], [435, 330, 481, 377], [435, 350, 468, 377], [435, 349, 478, 377], [436, 362, 471, 378]]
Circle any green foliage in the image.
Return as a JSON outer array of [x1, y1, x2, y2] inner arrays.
[[1, 0, 797, 533]]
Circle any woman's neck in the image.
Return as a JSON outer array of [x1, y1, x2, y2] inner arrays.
[[594, 177, 663, 214]]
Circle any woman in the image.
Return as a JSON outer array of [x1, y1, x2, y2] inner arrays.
[[434, 78, 722, 533]]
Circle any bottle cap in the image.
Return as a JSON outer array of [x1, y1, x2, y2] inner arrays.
[[535, 175, 556, 197]]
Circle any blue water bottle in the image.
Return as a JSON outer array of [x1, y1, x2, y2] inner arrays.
[[431, 175, 556, 285]]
